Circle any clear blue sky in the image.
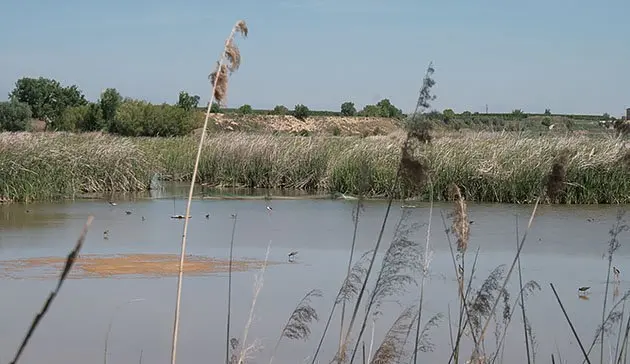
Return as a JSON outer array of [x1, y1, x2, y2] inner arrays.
[[1, 0, 628, 115]]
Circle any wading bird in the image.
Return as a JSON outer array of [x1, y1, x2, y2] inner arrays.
[[108, 201, 117, 206], [578, 286, 591, 294], [288, 251, 298, 262], [614, 266, 621, 282]]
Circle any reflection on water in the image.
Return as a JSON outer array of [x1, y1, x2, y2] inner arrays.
[[0, 189, 629, 363]]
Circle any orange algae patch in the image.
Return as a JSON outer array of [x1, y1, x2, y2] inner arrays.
[[0, 253, 272, 279]]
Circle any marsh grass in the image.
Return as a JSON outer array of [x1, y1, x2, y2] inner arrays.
[[3, 131, 630, 204], [0, 132, 154, 202]]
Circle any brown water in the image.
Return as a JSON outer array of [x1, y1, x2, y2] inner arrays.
[[0, 186, 629, 364]]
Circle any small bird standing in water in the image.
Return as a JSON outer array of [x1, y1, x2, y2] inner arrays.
[[205, 213, 210, 219], [578, 286, 591, 294], [125, 210, 132, 215], [103, 230, 109, 240], [288, 251, 298, 262], [614, 266, 621, 282]]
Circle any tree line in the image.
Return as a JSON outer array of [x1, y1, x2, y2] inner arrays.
[[0, 77, 409, 136]]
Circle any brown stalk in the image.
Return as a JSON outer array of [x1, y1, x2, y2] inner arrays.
[[9, 215, 94, 364], [170, 19, 248, 364]]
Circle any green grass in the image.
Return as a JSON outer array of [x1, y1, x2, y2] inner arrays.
[[2, 131, 630, 203]]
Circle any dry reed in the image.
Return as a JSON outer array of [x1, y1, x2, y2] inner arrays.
[[170, 19, 248, 364]]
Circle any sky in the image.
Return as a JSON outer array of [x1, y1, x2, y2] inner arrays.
[[0, 0, 629, 115]]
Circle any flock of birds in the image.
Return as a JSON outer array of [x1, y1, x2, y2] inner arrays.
[[104, 200, 298, 262]]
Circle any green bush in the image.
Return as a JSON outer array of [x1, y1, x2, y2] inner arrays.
[[340, 102, 356, 116], [0, 100, 32, 131], [273, 105, 289, 115], [109, 99, 196, 137], [294, 104, 310, 120], [238, 104, 253, 115]]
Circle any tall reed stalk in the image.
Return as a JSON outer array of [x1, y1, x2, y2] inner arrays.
[[226, 214, 238, 364], [170, 20, 248, 364]]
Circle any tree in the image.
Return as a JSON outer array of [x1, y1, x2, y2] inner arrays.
[[340, 102, 356, 116], [210, 102, 221, 113], [376, 99, 403, 118], [0, 100, 32, 131], [9, 77, 86, 121], [272, 105, 289, 115], [293, 104, 310, 120], [511, 109, 526, 120], [177, 91, 200, 111], [238, 104, 253, 115], [358, 105, 381, 117], [443, 108, 456, 123], [603, 113, 611, 120], [100, 88, 122, 121], [544, 108, 551, 116]]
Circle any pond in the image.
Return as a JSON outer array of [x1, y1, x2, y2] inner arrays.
[[0, 185, 628, 363]]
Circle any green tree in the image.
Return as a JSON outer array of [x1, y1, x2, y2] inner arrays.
[[511, 109, 525, 120], [100, 88, 122, 122], [603, 113, 611, 120], [443, 108, 456, 123], [293, 104, 310, 120], [376, 98, 403, 118], [238, 104, 253, 115], [340, 102, 356, 116], [210, 102, 221, 113], [9, 77, 87, 121], [0, 100, 32, 131], [177, 91, 200, 111], [544, 108, 551, 116], [358, 104, 381, 117], [272, 105, 289, 115], [110, 99, 196, 137]]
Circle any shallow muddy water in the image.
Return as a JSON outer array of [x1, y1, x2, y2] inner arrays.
[[1, 187, 629, 363]]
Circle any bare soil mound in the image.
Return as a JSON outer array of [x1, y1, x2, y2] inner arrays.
[[209, 113, 402, 135]]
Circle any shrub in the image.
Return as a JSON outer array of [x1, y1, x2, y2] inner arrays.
[[109, 99, 196, 137], [272, 105, 289, 115], [238, 104, 253, 115], [340, 102, 356, 116], [210, 102, 221, 113], [294, 104, 310, 120], [0, 100, 32, 132]]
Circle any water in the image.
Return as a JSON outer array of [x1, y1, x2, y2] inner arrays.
[[0, 187, 629, 363]]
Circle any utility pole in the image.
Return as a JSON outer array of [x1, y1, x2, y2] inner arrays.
[[485, 104, 488, 114]]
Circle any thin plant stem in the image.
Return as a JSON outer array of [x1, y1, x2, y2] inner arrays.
[[475, 198, 539, 350], [104, 298, 146, 364], [9, 215, 93, 364], [226, 214, 238, 364], [337, 173, 399, 362], [339, 197, 362, 361], [515, 215, 532, 364], [170, 22, 243, 364], [413, 183, 433, 364], [614, 300, 626, 364], [549, 283, 592, 364]]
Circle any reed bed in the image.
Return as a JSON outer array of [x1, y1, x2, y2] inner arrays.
[[3, 131, 630, 204], [143, 131, 630, 204], [0, 132, 154, 202]]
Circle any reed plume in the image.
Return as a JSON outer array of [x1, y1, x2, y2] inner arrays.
[[348, 208, 424, 363], [311, 251, 372, 364], [269, 289, 323, 364], [369, 305, 417, 364], [170, 19, 248, 364], [545, 150, 569, 203], [448, 184, 469, 255]]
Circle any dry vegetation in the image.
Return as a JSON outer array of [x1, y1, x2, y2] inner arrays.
[[208, 113, 400, 135], [2, 130, 630, 204]]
